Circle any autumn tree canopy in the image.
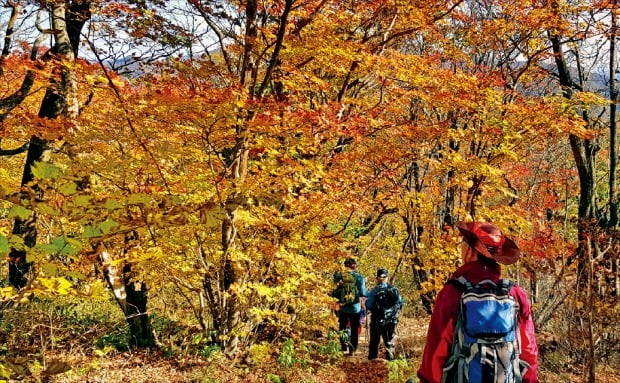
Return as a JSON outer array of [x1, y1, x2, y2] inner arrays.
[[1, 2, 618, 375]]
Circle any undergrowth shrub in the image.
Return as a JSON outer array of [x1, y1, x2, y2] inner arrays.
[[388, 358, 416, 382], [0, 296, 125, 356]]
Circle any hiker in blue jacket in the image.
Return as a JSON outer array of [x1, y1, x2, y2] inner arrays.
[[331, 257, 367, 355], [366, 267, 403, 360]]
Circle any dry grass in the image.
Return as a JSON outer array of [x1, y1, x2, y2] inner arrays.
[[3, 298, 620, 382]]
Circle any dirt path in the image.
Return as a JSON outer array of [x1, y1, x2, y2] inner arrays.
[[336, 316, 427, 383], [340, 358, 390, 383], [338, 324, 391, 383]]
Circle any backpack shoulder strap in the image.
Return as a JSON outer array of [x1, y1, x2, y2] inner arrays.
[[387, 284, 400, 304], [446, 276, 474, 293], [498, 278, 515, 294], [450, 277, 515, 295]]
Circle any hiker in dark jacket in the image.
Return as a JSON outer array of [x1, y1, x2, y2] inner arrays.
[[417, 221, 539, 383], [331, 257, 367, 355], [366, 267, 403, 360]]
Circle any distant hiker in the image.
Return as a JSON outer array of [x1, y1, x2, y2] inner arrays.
[[417, 221, 539, 383], [366, 267, 402, 360], [331, 257, 367, 355]]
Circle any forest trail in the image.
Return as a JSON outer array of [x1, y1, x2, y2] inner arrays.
[[338, 316, 426, 383], [339, 327, 390, 383], [22, 314, 620, 383]]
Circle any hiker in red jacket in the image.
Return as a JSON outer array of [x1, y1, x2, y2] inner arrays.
[[417, 221, 539, 383]]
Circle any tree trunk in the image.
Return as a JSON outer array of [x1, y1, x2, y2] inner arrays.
[[8, 1, 83, 288], [200, 0, 260, 354], [609, 3, 619, 228], [123, 263, 154, 348], [99, 244, 155, 348], [402, 161, 433, 314], [548, 32, 598, 276]]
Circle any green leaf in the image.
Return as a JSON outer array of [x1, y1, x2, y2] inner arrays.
[[82, 225, 101, 238], [66, 270, 86, 280], [103, 198, 124, 210], [31, 161, 60, 179], [8, 205, 32, 220], [99, 219, 119, 234], [0, 236, 8, 255], [41, 263, 58, 276], [7, 235, 24, 251], [37, 203, 60, 216], [59, 182, 78, 196], [128, 193, 153, 205], [38, 236, 82, 256], [74, 195, 93, 207], [62, 237, 83, 256]]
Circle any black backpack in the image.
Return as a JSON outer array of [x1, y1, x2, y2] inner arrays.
[[371, 285, 400, 323]]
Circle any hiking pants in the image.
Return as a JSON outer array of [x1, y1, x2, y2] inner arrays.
[[368, 321, 397, 360], [337, 310, 362, 353]]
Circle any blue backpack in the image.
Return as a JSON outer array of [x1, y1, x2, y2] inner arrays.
[[441, 277, 528, 383]]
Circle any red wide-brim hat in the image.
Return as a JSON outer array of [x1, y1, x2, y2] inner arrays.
[[456, 221, 521, 265]]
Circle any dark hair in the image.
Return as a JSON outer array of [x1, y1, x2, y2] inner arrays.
[[344, 258, 357, 266]]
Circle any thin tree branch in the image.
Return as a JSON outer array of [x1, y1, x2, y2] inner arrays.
[[0, 141, 29, 156], [257, 0, 292, 97]]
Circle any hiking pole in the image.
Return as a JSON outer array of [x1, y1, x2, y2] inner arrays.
[[362, 311, 369, 359]]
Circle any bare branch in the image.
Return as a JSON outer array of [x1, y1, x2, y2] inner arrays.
[[0, 141, 29, 156]]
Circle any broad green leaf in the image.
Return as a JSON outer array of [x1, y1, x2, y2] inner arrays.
[[128, 193, 153, 205], [99, 219, 119, 234], [37, 203, 60, 216], [59, 182, 78, 196], [66, 270, 87, 280], [103, 198, 123, 210], [82, 225, 101, 238], [31, 161, 60, 179], [7, 235, 24, 250], [39, 238, 65, 254], [38, 236, 82, 256], [8, 205, 32, 220], [74, 195, 93, 207], [41, 263, 58, 276], [62, 237, 83, 256], [0, 236, 8, 255]]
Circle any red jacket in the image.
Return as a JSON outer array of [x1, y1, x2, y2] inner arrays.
[[417, 260, 539, 383]]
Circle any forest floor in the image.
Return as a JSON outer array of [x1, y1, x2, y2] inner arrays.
[[7, 316, 620, 383]]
